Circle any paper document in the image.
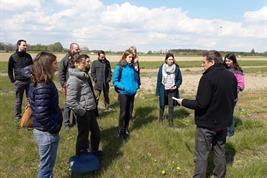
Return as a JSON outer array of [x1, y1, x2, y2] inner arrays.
[[172, 97, 179, 101]]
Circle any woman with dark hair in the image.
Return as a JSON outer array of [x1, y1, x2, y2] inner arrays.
[[113, 49, 140, 139], [29, 52, 62, 178], [224, 53, 245, 136], [66, 54, 100, 155], [156, 53, 182, 127]]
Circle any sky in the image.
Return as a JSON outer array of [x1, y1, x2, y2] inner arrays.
[[0, 0, 267, 52]]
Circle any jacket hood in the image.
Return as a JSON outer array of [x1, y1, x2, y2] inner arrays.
[[68, 68, 88, 79]]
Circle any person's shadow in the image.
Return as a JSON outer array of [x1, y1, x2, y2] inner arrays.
[[131, 106, 156, 131], [172, 108, 191, 128]]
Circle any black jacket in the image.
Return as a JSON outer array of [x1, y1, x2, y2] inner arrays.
[[58, 53, 72, 87], [91, 59, 112, 90], [182, 64, 237, 130], [29, 81, 63, 134], [8, 51, 32, 82]]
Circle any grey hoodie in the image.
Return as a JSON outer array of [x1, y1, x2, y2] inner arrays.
[[66, 68, 96, 117]]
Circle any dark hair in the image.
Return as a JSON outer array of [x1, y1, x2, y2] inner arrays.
[[32, 52, 57, 85], [69, 54, 89, 68], [119, 49, 134, 67], [224, 53, 243, 72], [165, 53, 176, 64], [98, 50, 105, 56], [203, 50, 223, 64], [16, 39, 26, 49]]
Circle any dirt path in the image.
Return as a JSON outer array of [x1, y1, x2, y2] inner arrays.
[[140, 71, 267, 95]]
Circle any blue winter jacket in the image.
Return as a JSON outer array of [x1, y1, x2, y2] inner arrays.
[[113, 63, 139, 95], [29, 81, 62, 134]]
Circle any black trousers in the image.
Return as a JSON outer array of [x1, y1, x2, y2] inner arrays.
[[193, 127, 227, 178], [14, 80, 30, 120], [76, 110, 100, 154], [159, 89, 176, 122], [118, 94, 135, 134], [95, 84, 110, 108]]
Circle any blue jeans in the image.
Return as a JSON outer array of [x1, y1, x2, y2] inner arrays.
[[227, 102, 236, 137], [33, 129, 59, 178]]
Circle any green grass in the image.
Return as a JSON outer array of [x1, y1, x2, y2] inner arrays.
[[110, 60, 267, 69], [1, 69, 267, 177], [3, 60, 267, 75]]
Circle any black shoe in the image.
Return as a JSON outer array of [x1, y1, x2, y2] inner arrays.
[[125, 129, 130, 136], [92, 150, 103, 157], [118, 131, 128, 140], [168, 121, 174, 128]]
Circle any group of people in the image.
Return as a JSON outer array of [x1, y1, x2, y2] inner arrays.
[[8, 39, 244, 178]]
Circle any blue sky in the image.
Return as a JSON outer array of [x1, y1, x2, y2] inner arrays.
[[1, 0, 267, 52], [102, 0, 266, 20]]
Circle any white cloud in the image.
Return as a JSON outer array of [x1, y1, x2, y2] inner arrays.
[[0, 1, 266, 52], [244, 6, 267, 23], [0, 0, 42, 11]]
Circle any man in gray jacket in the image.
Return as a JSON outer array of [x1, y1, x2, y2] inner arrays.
[[91, 50, 112, 111], [58, 43, 80, 128]]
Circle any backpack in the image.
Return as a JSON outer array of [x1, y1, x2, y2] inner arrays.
[[114, 65, 123, 93], [69, 152, 100, 175]]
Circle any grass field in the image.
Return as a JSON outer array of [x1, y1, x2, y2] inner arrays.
[[1, 52, 267, 62], [0, 58, 267, 177]]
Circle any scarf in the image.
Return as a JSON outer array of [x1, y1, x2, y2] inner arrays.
[[162, 64, 176, 90]]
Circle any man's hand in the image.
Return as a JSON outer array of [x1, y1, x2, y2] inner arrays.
[[172, 97, 183, 106]]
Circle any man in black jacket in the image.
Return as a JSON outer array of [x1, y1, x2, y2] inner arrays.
[[91, 50, 112, 111], [58, 42, 80, 128], [176, 50, 237, 178], [8, 39, 33, 122]]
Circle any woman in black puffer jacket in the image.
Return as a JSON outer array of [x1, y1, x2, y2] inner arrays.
[[29, 52, 62, 178]]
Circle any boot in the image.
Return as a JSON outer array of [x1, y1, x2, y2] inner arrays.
[[159, 107, 164, 123], [168, 107, 174, 127], [168, 119, 174, 127]]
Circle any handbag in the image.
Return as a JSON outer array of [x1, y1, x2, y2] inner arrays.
[[20, 105, 33, 128]]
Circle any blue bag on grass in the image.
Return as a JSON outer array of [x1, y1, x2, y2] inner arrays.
[[69, 152, 100, 175]]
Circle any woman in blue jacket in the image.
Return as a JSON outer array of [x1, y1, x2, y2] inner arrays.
[[113, 49, 140, 139], [29, 52, 62, 178], [156, 53, 182, 127]]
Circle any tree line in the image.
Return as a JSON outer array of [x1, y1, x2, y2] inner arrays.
[[0, 41, 266, 56], [0, 42, 64, 52]]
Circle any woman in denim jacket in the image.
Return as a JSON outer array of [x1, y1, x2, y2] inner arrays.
[[29, 52, 62, 178]]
